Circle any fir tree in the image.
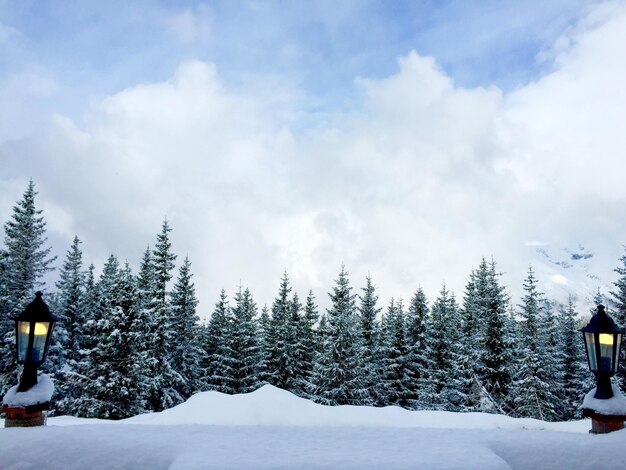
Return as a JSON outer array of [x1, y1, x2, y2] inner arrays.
[[511, 267, 559, 420], [0, 181, 56, 392], [405, 288, 435, 409], [145, 220, 183, 411], [379, 298, 411, 407], [228, 287, 262, 393], [478, 259, 512, 413], [202, 290, 233, 392], [358, 275, 382, 405], [557, 295, 590, 420], [169, 256, 202, 398], [309, 266, 368, 405], [265, 272, 298, 391], [70, 257, 145, 418], [49, 236, 86, 412]]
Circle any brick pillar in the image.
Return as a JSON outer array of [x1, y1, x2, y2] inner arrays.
[[583, 408, 626, 434], [2, 404, 49, 428]]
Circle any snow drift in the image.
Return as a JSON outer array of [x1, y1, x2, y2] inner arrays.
[[124, 384, 586, 432], [2, 384, 626, 470]]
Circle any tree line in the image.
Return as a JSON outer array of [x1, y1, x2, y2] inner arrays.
[[2, 181, 626, 421]]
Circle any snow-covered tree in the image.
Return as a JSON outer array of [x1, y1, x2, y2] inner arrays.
[[557, 295, 591, 420], [169, 256, 202, 398], [265, 272, 299, 391], [511, 267, 560, 421], [145, 220, 184, 411], [310, 266, 368, 405], [0, 181, 56, 393], [358, 275, 382, 405], [49, 236, 86, 411], [228, 287, 262, 393], [379, 298, 411, 407], [202, 290, 233, 392], [404, 288, 435, 409]]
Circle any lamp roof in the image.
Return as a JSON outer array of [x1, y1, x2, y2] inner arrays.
[[581, 305, 624, 334], [15, 292, 58, 323]]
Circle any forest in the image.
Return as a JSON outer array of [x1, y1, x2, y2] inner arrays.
[[2, 181, 626, 422]]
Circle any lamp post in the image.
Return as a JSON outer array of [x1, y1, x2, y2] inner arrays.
[[2, 291, 57, 427], [581, 304, 626, 433]]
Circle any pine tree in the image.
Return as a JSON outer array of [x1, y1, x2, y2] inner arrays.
[[379, 298, 411, 407], [228, 287, 262, 393], [49, 236, 86, 413], [202, 290, 233, 392], [557, 295, 590, 420], [169, 256, 202, 398], [265, 272, 298, 391], [145, 220, 183, 411], [309, 266, 368, 405], [478, 259, 512, 413], [405, 288, 435, 409], [70, 257, 145, 418], [0, 181, 56, 393], [358, 275, 382, 405], [511, 267, 560, 420]]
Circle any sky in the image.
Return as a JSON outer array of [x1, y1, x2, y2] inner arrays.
[[1, 0, 625, 317]]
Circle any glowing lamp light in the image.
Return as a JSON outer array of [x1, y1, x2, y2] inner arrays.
[[581, 305, 624, 399]]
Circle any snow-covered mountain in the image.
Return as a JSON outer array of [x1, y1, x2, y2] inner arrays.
[[525, 242, 618, 314]]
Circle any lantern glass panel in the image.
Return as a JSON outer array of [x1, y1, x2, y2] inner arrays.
[[17, 321, 30, 362], [585, 332, 597, 371], [31, 322, 49, 362]]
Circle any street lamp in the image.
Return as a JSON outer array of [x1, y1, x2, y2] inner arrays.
[[15, 291, 57, 392], [581, 305, 624, 399]]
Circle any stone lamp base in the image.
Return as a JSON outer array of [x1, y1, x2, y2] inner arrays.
[[2, 402, 50, 428], [582, 408, 626, 434]]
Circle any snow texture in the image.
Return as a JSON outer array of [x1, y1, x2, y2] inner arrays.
[[2, 373, 54, 407], [0, 384, 624, 470], [583, 384, 626, 415]]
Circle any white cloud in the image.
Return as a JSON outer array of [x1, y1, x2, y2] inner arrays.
[[1, 3, 626, 314], [164, 7, 211, 44]]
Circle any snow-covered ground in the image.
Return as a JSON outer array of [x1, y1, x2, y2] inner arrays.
[[1, 385, 625, 469]]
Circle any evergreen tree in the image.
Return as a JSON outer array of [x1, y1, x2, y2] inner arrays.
[[557, 295, 590, 420], [169, 256, 202, 398], [0, 181, 56, 392], [202, 290, 233, 392], [49, 236, 86, 412], [145, 220, 183, 411], [405, 288, 435, 409], [309, 266, 368, 405], [69, 257, 145, 418], [478, 259, 512, 413], [265, 272, 299, 391], [228, 287, 262, 393], [358, 275, 382, 405], [379, 298, 411, 407], [511, 267, 559, 420]]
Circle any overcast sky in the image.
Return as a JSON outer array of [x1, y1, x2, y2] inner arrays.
[[1, 0, 625, 317]]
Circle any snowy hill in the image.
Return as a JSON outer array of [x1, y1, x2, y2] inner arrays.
[[1, 385, 625, 469]]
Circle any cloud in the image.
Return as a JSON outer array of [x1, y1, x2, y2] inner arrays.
[[164, 7, 211, 44], [1, 2, 625, 315]]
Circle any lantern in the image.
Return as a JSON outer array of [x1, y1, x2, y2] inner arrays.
[[14, 292, 57, 392], [581, 305, 624, 399]]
